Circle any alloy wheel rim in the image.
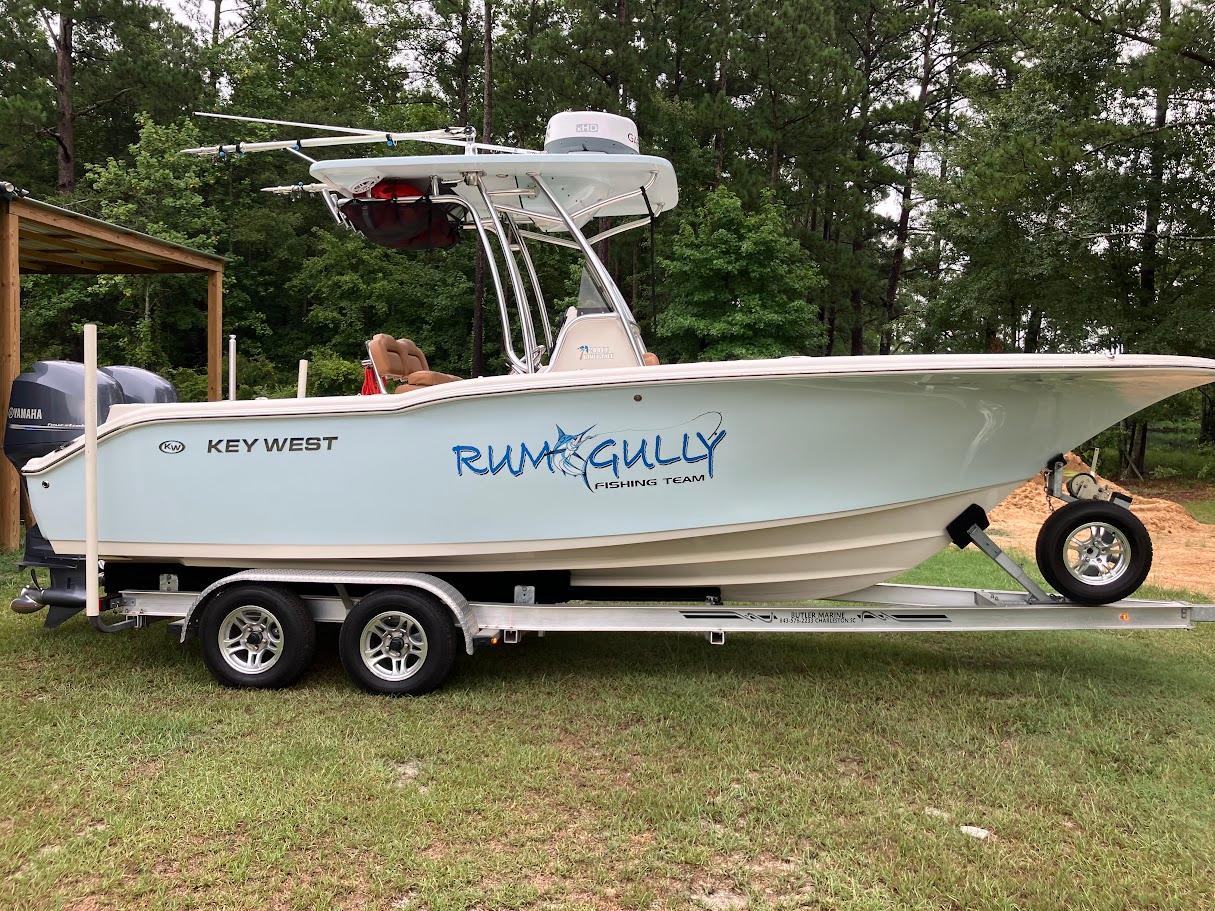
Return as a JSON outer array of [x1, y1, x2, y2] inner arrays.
[[359, 611, 428, 681], [1063, 522, 1131, 587], [219, 605, 284, 674]]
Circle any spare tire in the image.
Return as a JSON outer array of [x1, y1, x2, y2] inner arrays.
[[1035, 500, 1152, 605]]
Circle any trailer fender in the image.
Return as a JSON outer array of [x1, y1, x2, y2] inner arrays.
[[179, 569, 476, 654]]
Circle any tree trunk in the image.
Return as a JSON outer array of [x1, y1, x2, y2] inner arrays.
[[879, 0, 937, 355], [926, 47, 955, 312], [1121, 419, 1149, 480], [849, 241, 865, 356], [1137, 0, 1170, 342], [983, 320, 1001, 353], [616, 0, 627, 109], [848, 6, 875, 356], [212, 0, 222, 46], [471, 0, 493, 377], [712, 57, 728, 188], [1200, 389, 1215, 445], [54, 5, 75, 195], [1024, 307, 1044, 353], [455, 1, 472, 126]]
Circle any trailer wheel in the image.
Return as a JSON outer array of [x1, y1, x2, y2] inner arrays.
[[1035, 500, 1153, 605], [199, 584, 316, 689], [339, 589, 457, 696]]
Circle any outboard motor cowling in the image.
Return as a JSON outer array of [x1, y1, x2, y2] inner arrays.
[[4, 361, 125, 470], [102, 365, 177, 406], [4, 360, 176, 627]]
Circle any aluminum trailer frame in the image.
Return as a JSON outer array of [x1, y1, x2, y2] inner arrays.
[[106, 513, 1214, 652], [114, 578, 1215, 649]]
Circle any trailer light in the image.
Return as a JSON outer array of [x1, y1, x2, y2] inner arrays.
[[1120, 612, 1130, 622]]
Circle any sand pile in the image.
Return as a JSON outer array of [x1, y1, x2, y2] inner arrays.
[[988, 453, 1215, 598]]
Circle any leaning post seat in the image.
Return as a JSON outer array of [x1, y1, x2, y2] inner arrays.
[[366, 334, 462, 393]]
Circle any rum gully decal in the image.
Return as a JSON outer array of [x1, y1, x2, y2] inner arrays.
[[453, 411, 726, 491]]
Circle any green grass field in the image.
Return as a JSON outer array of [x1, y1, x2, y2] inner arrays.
[[1, 547, 1214, 911], [1188, 499, 1215, 524]]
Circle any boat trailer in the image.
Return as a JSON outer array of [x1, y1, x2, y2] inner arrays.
[[18, 492, 1215, 695], [114, 577, 1215, 647]]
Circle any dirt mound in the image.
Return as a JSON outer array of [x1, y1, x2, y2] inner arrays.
[[989, 453, 1215, 598]]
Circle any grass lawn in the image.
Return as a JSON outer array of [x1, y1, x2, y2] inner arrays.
[[2, 547, 1214, 911], [1185, 498, 1215, 525]]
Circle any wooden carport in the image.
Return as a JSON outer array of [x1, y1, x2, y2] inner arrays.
[[0, 185, 226, 549]]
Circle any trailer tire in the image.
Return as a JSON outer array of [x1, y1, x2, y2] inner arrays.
[[199, 584, 316, 689], [339, 589, 457, 696], [1036, 500, 1152, 605]]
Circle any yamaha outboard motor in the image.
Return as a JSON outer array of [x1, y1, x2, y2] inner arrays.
[[4, 361, 125, 469], [4, 360, 177, 626], [102, 365, 178, 405]]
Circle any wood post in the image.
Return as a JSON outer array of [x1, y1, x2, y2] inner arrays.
[[206, 269, 223, 401], [0, 205, 21, 550]]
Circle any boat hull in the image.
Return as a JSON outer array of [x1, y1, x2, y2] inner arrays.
[[24, 354, 1215, 601]]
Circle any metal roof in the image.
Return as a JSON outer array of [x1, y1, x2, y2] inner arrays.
[[1, 185, 224, 275]]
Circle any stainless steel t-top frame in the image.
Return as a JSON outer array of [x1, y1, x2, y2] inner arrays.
[[329, 174, 653, 375], [456, 170, 653, 373], [183, 113, 660, 374]]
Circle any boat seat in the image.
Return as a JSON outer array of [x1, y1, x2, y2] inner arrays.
[[367, 334, 462, 392]]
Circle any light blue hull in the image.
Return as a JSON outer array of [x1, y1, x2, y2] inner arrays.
[[24, 355, 1215, 600]]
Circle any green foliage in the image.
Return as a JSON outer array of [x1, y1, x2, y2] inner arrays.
[[658, 188, 823, 361], [163, 367, 209, 403], [0, 0, 203, 190], [306, 351, 365, 397], [288, 230, 478, 374]]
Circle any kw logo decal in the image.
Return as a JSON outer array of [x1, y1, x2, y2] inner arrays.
[[452, 411, 727, 491], [159, 440, 186, 454]]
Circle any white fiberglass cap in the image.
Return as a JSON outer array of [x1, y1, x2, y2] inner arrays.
[[544, 111, 639, 155]]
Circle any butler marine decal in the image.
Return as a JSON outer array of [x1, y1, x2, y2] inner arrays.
[[452, 411, 727, 491]]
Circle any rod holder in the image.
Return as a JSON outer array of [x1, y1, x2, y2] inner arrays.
[[228, 334, 237, 400], [83, 324, 99, 618]]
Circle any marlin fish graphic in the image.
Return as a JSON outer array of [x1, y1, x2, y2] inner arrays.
[[559, 411, 726, 489], [553, 424, 595, 476]]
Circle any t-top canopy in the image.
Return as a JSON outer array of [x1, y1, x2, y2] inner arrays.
[[309, 152, 679, 231]]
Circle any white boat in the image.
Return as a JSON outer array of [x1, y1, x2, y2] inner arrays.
[[17, 351, 1215, 603], [7, 111, 1215, 694]]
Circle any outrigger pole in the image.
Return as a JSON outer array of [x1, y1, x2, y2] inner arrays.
[[182, 112, 540, 158]]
